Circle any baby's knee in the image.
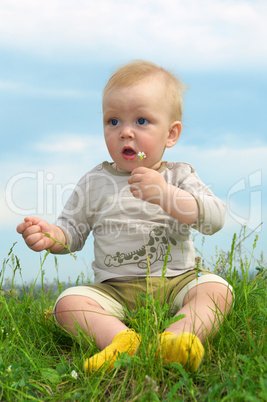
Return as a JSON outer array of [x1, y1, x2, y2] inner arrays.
[[56, 295, 100, 311], [185, 282, 233, 311], [54, 295, 101, 324], [54, 296, 74, 325], [215, 283, 233, 306], [205, 282, 234, 313]]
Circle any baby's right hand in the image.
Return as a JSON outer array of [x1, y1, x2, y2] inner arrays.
[[16, 217, 57, 252]]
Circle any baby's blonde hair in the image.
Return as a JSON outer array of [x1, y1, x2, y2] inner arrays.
[[103, 60, 187, 121]]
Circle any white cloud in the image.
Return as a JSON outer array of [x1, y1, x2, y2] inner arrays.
[[1, 134, 110, 227], [0, 0, 266, 68], [0, 80, 20, 91], [0, 80, 91, 98], [35, 134, 107, 153], [167, 144, 267, 189]]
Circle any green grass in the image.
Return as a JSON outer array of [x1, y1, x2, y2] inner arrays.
[[0, 235, 266, 401]]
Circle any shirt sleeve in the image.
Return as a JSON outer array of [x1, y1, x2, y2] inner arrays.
[[177, 164, 225, 235], [55, 174, 92, 253]]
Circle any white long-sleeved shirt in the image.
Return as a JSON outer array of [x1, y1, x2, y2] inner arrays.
[[56, 161, 225, 283]]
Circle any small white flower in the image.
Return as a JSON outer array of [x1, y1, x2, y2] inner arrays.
[[138, 151, 146, 161], [6, 365, 12, 372], [71, 370, 78, 380]]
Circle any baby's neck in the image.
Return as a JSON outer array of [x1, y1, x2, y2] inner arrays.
[[112, 163, 129, 172]]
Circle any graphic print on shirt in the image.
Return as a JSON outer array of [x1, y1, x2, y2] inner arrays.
[[104, 228, 177, 269]]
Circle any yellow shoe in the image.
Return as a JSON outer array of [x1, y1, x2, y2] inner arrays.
[[158, 332, 204, 371], [84, 330, 141, 373]]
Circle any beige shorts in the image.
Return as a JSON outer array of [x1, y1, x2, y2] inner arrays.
[[54, 268, 233, 320]]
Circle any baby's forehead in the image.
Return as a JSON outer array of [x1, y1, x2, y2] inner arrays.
[[103, 64, 184, 121], [103, 75, 167, 101]]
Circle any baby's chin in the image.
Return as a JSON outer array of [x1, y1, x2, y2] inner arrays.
[[113, 160, 163, 173]]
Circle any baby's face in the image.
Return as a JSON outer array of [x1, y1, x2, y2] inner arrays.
[[103, 76, 180, 172]]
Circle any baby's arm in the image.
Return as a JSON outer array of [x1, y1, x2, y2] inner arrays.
[[161, 185, 199, 224], [16, 216, 66, 254], [128, 167, 198, 225]]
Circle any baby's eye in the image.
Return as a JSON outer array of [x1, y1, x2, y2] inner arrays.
[[109, 119, 120, 126], [136, 118, 148, 125]]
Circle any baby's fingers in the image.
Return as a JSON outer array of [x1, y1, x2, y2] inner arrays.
[[16, 220, 32, 234], [23, 228, 49, 252], [24, 232, 43, 249]]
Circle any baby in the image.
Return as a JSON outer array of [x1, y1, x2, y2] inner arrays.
[[17, 60, 233, 372]]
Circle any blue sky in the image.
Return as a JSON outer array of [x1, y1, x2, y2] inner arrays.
[[1, 0, 267, 284]]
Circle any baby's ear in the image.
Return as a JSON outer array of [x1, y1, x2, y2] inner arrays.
[[165, 121, 182, 148]]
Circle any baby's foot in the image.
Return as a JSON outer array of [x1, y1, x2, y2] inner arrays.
[[84, 330, 141, 373], [158, 332, 204, 371]]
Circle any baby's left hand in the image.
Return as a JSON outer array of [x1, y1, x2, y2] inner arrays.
[[128, 167, 168, 205]]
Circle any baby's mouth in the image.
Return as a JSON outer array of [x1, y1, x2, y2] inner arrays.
[[122, 147, 137, 160]]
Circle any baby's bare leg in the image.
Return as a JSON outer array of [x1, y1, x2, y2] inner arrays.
[[166, 282, 233, 342], [55, 295, 128, 350], [158, 282, 233, 370]]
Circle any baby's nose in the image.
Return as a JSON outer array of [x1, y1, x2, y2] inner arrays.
[[119, 124, 135, 139]]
